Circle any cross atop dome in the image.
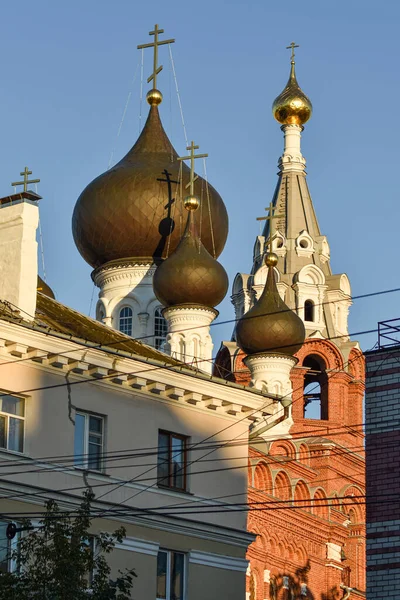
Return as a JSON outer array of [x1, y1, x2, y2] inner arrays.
[[286, 41, 299, 62], [178, 141, 208, 204], [137, 24, 175, 105]]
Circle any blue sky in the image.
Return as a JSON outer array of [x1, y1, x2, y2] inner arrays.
[[1, 0, 399, 352]]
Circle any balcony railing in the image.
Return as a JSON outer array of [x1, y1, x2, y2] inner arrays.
[[378, 318, 400, 348]]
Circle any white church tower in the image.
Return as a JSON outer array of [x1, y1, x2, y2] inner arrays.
[[71, 25, 228, 351], [231, 45, 352, 347]]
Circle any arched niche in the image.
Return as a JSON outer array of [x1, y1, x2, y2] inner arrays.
[[253, 461, 273, 493], [297, 443, 310, 466], [274, 470, 292, 501], [269, 440, 296, 459], [312, 488, 329, 519], [295, 263, 325, 286], [294, 480, 311, 506]]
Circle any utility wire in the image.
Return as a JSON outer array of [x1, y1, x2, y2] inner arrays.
[[6, 283, 400, 350]]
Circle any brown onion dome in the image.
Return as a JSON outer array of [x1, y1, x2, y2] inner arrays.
[[72, 104, 228, 268], [153, 196, 228, 308], [272, 60, 312, 126], [236, 253, 305, 356]]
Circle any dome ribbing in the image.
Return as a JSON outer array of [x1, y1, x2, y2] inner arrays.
[[72, 105, 228, 268], [236, 253, 305, 356]]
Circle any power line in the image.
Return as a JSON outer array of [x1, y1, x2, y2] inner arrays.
[[4, 283, 399, 357], [0, 302, 378, 532]]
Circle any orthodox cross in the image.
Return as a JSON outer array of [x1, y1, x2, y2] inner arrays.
[[177, 141, 208, 196], [256, 201, 284, 252], [157, 169, 179, 213], [11, 167, 40, 192], [286, 41, 299, 61], [137, 24, 175, 89]]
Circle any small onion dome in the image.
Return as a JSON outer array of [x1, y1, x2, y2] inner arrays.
[[153, 196, 228, 309], [272, 61, 312, 126], [236, 252, 305, 356], [37, 275, 55, 299], [72, 104, 228, 268]]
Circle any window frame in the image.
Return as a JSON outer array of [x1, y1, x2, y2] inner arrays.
[[118, 306, 133, 337], [0, 521, 20, 574], [304, 299, 315, 322], [0, 394, 25, 455], [303, 355, 329, 420], [74, 411, 105, 473], [157, 431, 188, 492], [156, 548, 186, 600], [154, 307, 168, 350]]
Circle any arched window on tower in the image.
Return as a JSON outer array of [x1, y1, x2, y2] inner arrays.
[[304, 299, 315, 322], [119, 307, 133, 337], [154, 308, 167, 350], [303, 355, 328, 419]]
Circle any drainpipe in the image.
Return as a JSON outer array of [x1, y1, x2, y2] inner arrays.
[[249, 402, 290, 440], [340, 584, 353, 600]]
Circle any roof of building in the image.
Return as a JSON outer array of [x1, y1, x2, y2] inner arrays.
[[0, 291, 181, 366]]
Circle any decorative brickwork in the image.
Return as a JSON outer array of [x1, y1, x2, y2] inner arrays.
[[215, 339, 366, 599]]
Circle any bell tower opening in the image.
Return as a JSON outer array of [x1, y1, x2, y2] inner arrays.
[[304, 299, 315, 322], [303, 354, 328, 420]]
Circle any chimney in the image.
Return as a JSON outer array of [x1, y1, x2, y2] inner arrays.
[[0, 192, 40, 321]]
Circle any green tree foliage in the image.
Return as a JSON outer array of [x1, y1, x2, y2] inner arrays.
[[0, 490, 136, 600]]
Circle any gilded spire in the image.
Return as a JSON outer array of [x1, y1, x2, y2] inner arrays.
[[137, 24, 175, 106], [272, 42, 312, 126]]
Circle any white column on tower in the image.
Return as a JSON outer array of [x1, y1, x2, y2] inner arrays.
[[279, 124, 306, 173], [163, 306, 217, 374]]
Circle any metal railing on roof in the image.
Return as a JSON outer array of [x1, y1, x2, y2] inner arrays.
[[378, 318, 400, 348]]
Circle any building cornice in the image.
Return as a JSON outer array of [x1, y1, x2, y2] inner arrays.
[[0, 319, 278, 426]]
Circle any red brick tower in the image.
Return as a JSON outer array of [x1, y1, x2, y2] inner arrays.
[[214, 47, 366, 599]]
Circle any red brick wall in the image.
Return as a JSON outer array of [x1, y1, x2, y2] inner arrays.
[[215, 339, 366, 598]]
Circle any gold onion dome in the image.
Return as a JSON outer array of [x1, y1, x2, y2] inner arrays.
[[272, 60, 312, 126], [236, 252, 305, 356], [72, 105, 228, 268], [153, 199, 228, 309]]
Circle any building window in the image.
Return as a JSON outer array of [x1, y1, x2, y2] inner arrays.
[[154, 308, 167, 350], [157, 431, 187, 491], [0, 395, 25, 453], [119, 307, 133, 337], [304, 300, 315, 322], [74, 412, 104, 471], [303, 355, 328, 420], [157, 549, 185, 600], [0, 521, 20, 573]]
